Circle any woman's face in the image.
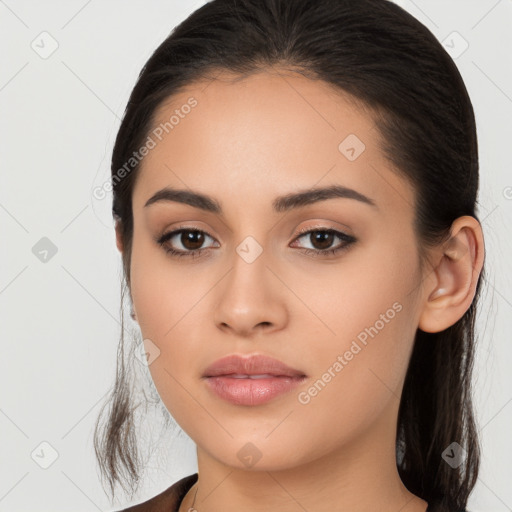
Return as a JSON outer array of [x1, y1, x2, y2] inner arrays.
[[127, 69, 428, 471]]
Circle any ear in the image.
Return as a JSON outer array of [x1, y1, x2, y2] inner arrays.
[[418, 215, 484, 333], [115, 220, 124, 253]]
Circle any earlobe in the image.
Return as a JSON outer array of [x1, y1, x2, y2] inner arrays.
[[115, 220, 124, 253], [418, 216, 484, 333]]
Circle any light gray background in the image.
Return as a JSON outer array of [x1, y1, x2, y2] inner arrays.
[[1, 1, 511, 511]]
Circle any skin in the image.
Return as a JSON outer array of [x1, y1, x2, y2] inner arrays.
[[115, 68, 484, 512]]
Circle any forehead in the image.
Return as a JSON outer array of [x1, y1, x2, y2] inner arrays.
[[132, 69, 415, 218]]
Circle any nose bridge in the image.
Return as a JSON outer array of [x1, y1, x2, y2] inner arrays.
[[213, 233, 287, 335], [223, 235, 271, 309]]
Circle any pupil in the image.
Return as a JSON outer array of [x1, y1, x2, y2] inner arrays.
[[182, 231, 204, 250]]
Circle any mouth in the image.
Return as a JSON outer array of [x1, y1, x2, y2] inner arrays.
[[202, 354, 307, 406]]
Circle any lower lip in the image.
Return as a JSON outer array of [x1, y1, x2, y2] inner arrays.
[[204, 375, 306, 406]]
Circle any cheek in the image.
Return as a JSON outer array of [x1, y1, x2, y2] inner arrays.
[[129, 229, 210, 340], [293, 240, 420, 404], [128, 237, 215, 416], [290, 297, 418, 460], [288, 236, 418, 350]]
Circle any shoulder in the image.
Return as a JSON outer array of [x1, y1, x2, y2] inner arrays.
[[113, 473, 198, 512]]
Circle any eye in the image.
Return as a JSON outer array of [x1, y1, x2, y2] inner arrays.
[[156, 226, 356, 259], [290, 227, 356, 257], [156, 227, 218, 259]]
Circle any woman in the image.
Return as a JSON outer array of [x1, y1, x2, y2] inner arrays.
[[94, 1, 485, 511]]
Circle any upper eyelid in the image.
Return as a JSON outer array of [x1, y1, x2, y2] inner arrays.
[[294, 224, 352, 236]]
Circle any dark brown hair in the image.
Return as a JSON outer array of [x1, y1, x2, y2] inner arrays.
[[94, 1, 484, 510]]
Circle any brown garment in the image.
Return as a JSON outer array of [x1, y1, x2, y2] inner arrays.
[[116, 473, 198, 511]]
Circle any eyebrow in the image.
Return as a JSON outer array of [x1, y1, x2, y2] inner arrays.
[[144, 184, 377, 213]]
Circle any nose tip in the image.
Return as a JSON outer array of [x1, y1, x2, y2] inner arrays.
[[213, 252, 288, 338]]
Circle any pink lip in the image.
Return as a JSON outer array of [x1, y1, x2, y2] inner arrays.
[[202, 354, 307, 406]]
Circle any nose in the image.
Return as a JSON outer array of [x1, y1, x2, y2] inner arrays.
[[213, 250, 288, 338]]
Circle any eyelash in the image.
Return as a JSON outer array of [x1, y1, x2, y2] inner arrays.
[[156, 225, 356, 260]]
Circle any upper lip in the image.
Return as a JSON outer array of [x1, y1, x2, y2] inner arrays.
[[202, 354, 307, 378]]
